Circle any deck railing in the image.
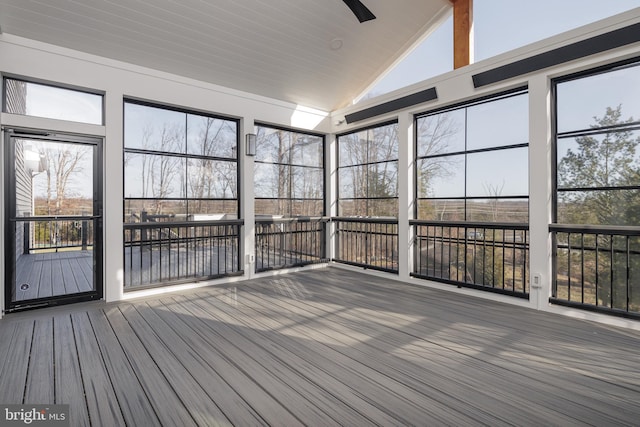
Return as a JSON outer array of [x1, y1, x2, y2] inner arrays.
[[550, 224, 640, 318], [21, 216, 94, 253], [123, 219, 243, 289], [333, 217, 399, 273], [411, 220, 529, 297], [255, 217, 329, 272]]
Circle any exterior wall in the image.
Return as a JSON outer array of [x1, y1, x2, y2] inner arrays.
[[5, 79, 27, 114], [13, 140, 32, 258], [5, 81, 30, 258], [0, 8, 639, 329]]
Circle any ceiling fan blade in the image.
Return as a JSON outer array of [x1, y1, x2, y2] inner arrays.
[[342, 0, 376, 23]]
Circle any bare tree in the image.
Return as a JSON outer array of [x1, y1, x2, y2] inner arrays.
[[483, 181, 505, 222], [187, 117, 238, 214], [43, 145, 86, 215], [138, 123, 183, 215], [416, 112, 461, 219]]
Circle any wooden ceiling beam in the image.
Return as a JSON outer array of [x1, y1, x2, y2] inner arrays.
[[451, 0, 474, 69]]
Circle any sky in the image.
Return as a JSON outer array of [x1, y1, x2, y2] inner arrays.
[[364, 0, 640, 99]]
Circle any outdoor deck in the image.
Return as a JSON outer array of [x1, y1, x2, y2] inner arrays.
[[14, 251, 94, 301], [1, 267, 639, 426]]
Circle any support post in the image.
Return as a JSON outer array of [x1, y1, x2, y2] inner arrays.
[[241, 117, 256, 277], [452, 0, 474, 69], [397, 112, 414, 281]]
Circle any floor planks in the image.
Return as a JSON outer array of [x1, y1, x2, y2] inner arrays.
[[14, 251, 94, 301], [1, 267, 640, 426]]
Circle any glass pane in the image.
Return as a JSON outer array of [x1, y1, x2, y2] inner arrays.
[[290, 134, 323, 167], [254, 163, 289, 198], [13, 220, 96, 302], [124, 199, 187, 223], [124, 153, 185, 199], [557, 130, 640, 189], [467, 93, 528, 150], [188, 200, 238, 217], [368, 162, 398, 198], [338, 199, 397, 217], [292, 167, 323, 199], [466, 199, 529, 222], [466, 147, 528, 197], [367, 198, 398, 217], [557, 189, 640, 225], [25, 140, 94, 216], [338, 130, 368, 167], [124, 103, 186, 153], [187, 114, 237, 158], [4, 79, 102, 125], [255, 126, 291, 164], [255, 198, 323, 217], [290, 199, 324, 216], [557, 63, 640, 133], [255, 199, 286, 217], [417, 155, 465, 198], [417, 109, 466, 156], [369, 123, 399, 163], [338, 199, 367, 217], [339, 165, 367, 199], [417, 199, 465, 221], [187, 159, 237, 199]]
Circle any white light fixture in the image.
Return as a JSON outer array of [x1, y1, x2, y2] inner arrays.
[[245, 133, 256, 156]]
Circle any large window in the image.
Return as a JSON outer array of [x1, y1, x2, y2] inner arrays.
[[335, 122, 399, 273], [254, 125, 324, 217], [415, 90, 529, 222], [124, 101, 238, 220], [413, 90, 530, 296], [253, 125, 327, 272], [555, 62, 640, 226], [552, 60, 640, 316], [123, 100, 240, 289], [3, 78, 103, 125], [337, 122, 399, 217]]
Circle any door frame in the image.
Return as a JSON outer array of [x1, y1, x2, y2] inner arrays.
[[3, 129, 103, 312]]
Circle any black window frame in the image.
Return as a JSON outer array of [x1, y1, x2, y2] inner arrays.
[[122, 98, 240, 221], [2, 76, 105, 125], [336, 120, 399, 218], [253, 122, 326, 217], [414, 87, 530, 223], [552, 57, 640, 225], [550, 57, 640, 318]]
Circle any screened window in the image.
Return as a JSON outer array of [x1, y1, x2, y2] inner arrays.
[[337, 122, 399, 217], [555, 61, 640, 226], [415, 90, 529, 222], [3, 78, 103, 125], [123, 101, 238, 221], [254, 125, 324, 217], [552, 60, 640, 315]]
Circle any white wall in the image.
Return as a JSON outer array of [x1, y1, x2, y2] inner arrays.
[[1, 8, 639, 329]]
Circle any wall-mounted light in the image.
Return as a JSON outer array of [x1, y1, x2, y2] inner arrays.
[[245, 133, 256, 156]]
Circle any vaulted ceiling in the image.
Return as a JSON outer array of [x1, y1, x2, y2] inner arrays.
[[0, 0, 451, 111]]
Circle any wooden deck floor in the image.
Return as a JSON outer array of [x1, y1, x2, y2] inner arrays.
[[14, 251, 94, 301], [1, 267, 640, 426]]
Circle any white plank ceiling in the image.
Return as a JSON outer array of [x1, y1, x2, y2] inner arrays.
[[0, 0, 450, 111]]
